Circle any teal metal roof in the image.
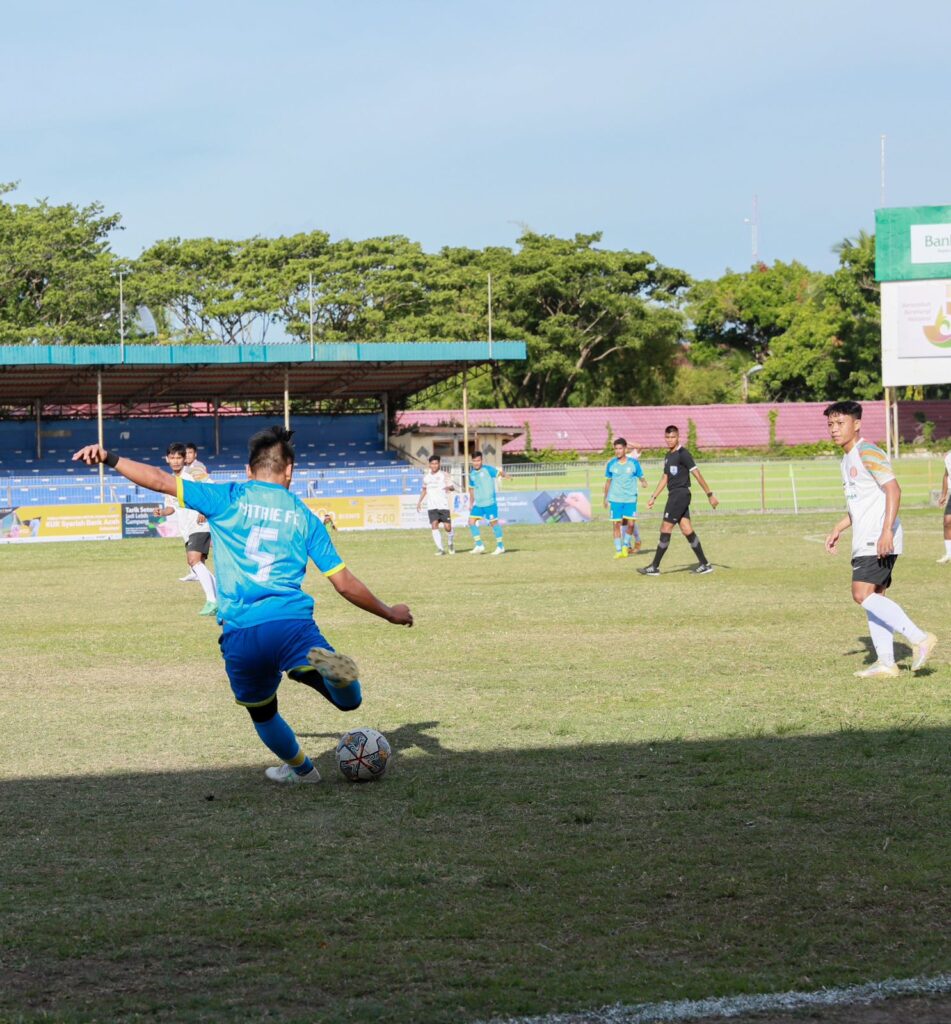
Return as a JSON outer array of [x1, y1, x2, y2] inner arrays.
[[0, 341, 525, 404]]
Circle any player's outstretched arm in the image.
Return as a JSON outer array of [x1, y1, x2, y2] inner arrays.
[[940, 469, 949, 506], [328, 568, 413, 626], [72, 444, 177, 497]]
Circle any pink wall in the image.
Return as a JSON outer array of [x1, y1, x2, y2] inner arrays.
[[397, 401, 951, 452]]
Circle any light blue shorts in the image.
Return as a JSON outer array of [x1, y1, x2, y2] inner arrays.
[[219, 618, 335, 706], [470, 503, 499, 522], [610, 501, 638, 522]]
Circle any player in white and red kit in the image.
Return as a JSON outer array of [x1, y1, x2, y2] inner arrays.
[[417, 455, 455, 555], [823, 401, 936, 678]]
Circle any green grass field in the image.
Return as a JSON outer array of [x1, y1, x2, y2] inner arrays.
[[2, 510, 950, 1023]]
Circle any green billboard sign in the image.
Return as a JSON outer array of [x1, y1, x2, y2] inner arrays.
[[875, 205, 951, 281]]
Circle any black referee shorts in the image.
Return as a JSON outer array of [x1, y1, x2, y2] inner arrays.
[[663, 490, 692, 524]]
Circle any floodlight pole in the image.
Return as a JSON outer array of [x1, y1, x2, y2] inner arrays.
[[97, 370, 105, 503], [284, 369, 290, 431], [309, 272, 315, 360], [382, 392, 389, 450], [35, 398, 42, 460], [118, 271, 126, 362], [880, 134, 886, 206], [487, 273, 493, 359]]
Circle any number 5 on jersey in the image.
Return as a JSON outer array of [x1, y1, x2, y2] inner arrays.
[[246, 525, 280, 581]]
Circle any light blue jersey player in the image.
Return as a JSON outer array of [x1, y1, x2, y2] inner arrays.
[[73, 427, 413, 786], [467, 450, 508, 555], [602, 438, 645, 558]]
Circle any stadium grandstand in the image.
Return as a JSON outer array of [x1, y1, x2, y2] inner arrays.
[[398, 400, 951, 454], [0, 342, 525, 506]]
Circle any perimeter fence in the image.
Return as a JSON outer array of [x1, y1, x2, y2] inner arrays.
[[498, 457, 948, 516], [2, 456, 946, 515]]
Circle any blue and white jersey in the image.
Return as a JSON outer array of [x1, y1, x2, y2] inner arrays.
[[604, 457, 643, 503], [179, 477, 345, 630], [469, 465, 500, 507]]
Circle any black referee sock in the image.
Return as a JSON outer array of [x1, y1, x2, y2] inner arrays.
[[688, 532, 707, 564], [651, 533, 671, 568]]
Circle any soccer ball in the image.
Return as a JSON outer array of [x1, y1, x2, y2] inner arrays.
[[335, 728, 391, 782]]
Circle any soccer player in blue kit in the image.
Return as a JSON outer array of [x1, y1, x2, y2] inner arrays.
[[603, 437, 645, 558], [467, 450, 508, 555], [73, 426, 413, 785]]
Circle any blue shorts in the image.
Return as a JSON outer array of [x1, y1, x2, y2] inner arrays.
[[470, 503, 499, 521], [219, 618, 334, 706], [610, 501, 638, 522]]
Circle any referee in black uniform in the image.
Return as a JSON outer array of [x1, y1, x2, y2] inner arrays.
[[638, 425, 718, 576]]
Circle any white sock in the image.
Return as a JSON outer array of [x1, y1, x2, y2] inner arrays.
[[864, 610, 895, 665], [945, 539, 951, 555], [446, 531, 454, 550], [861, 594, 925, 645], [432, 530, 444, 551], [194, 562, 217, 602]]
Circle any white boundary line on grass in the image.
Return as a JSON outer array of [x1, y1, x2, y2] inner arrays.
[[480, 973, 951, 1024]]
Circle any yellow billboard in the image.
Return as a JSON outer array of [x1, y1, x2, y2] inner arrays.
[[0, 503, 122, 542]]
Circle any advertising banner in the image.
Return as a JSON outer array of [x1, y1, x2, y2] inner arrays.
[[0, 503, 122, 543], [876, 206, 951, 282], [0, 489, 592, 544], [122, 502, 173, 539], [882, 280, 951, 385]]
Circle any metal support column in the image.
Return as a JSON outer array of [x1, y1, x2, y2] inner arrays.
[[97, 370, 105, 503], [462, 370, 470, 493], [214, 398, 221, 456], [382, 392, 389, 450], [284, 369, 290, 431], [35, 398, 42, 460]]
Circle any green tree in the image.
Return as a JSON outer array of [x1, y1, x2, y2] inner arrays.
[[497, 232, 690, 407], [0, 182, 123, 343]]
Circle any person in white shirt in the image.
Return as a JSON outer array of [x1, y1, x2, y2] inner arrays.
[[178, 442, 210, 581], [937, 449, 951, 564], [417, 455, 455, 556], [158, 442, 218, 615], [184, 442, 208, 476], [823, 401, 936, 678]]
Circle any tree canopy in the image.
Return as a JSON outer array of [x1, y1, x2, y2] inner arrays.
[[0, 183, 906, 406]]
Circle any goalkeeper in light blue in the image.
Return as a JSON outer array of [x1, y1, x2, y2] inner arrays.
[[73, 426, 413, 786], [467, 450, 508, 555]]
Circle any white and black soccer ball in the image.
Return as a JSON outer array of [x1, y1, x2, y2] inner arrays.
[[335, 728, 391, 782]]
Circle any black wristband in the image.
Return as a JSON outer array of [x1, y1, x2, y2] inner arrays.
[[104, 451, 119, 468]]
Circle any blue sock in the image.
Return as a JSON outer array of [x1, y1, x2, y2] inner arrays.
[[326, 678, 363, 711], [253, 712, 312, 773], [470, 524, 482, 544], [614, 536, 622, 552], [492, 524, 504, 545]]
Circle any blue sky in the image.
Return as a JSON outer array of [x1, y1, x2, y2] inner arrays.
[[2, 0, 949, 279]]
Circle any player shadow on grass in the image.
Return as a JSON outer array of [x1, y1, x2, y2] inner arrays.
[[849, 635, 912, 666], [658, 561, 730, 573], [297, 720, 447, 757], [3, 727, 950, 1023]]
